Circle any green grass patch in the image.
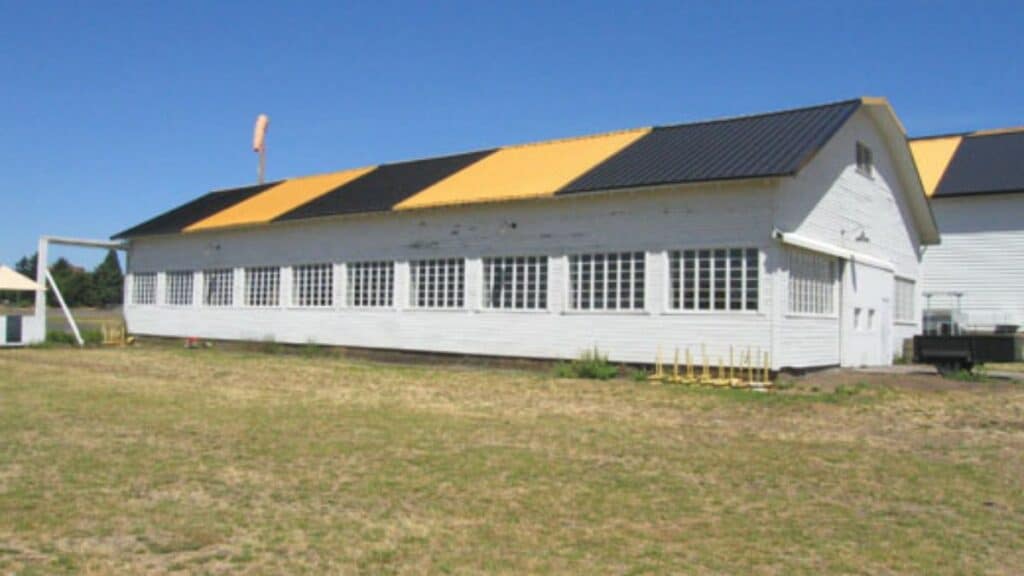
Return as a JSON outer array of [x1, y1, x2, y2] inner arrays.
[[1, 347, 1022, 573]]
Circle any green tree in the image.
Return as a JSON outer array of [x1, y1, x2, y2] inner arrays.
[[91, 250, 124, 307], [49, 258, 95, 307]]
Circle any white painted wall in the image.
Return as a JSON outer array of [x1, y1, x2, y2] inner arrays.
[[126, 184, 778, 367], [773, 108, 925, 363], [922, 194, 1024, 331]]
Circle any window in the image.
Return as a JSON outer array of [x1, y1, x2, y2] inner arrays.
[[670, 248, 758, 311], [410, 259, 464, 309], [245, 267, 280, 307], [132, 273, 156, 305], [293, 263, 333, 307], [483, 256, 548, 310], [895, 278, 915, 322], [867, 309, 875, 331], [165, 271, 193, 306], [856, 141, 873, 176], [854, 307, 862, 330], [788, 250, 837, 315], [203, 269, 234, 307], [568, 252, 645, 311], [348, 261, 394, 308]]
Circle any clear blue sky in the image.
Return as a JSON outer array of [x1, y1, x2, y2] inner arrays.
[[2, 1, 1022, 268]]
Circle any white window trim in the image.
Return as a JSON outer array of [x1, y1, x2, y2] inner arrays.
[[202, 269, 235, 307], [347, 260, 397, 309], [289, 263, 335, 309], [662, 247, 762, 315], [564, 251, 647, 313], [786, 249, 839, 318], [409, 258, 465, 310], [164, 270, 195, 307], [481, 255, 551, 312], [131, 272, 157, 306], [243, 266, 282, 308]]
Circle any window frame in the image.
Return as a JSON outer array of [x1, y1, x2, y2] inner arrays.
[[131, 272, 157, 306], [481, 255, 550, 312], [894, 277, 916, 324], [164, 270, 194, 307], [409, 258, 465, 310], [202, 268, 235, 307], [664, 247, 761, 315], [346, 260, 396, 309], [243, 266, 281, 308], [856, 141, 874, 178], [786, 249, 839, 318], [291, 263, 334, 308], [565, 251, 647, 314]]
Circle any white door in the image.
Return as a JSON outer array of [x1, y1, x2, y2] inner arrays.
[[841, 261, 893, 367]]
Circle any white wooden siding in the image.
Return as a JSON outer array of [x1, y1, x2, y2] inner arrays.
[[773, 109, 923, 362], [126, 185, 776, 366], [922, 195, 1024, 330]]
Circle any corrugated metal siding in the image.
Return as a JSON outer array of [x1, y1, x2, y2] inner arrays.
[[558, 100, 860, 194], [934, 131, 1024, 197]]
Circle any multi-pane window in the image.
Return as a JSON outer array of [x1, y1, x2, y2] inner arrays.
[[132, 273, 156, 305], [788, 250, 837, 315], [165, 271, 194, 306], [410, 258, 464, 309], [347, 261, 394, 308], [245, 267, 280, 307], [568, 252, 645, 311], [895, 278, 915, 322], [670, 248, 758, 311], [856, 141, 873, 176], [203, 269, 234, 307], [292, 263, 333, 307], [483, 256, 548, 310]]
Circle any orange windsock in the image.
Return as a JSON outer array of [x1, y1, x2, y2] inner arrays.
[[253, 114, 270, 152]]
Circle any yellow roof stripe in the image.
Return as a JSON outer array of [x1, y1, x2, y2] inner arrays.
[[909, 136, 962, 197], [395, 128, 651, 210], [186, 167, 375, 231]]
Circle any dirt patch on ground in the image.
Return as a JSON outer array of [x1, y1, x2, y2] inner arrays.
[[790, 368, 1020, 393]]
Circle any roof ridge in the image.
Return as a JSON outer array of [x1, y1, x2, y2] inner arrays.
[[969, 126, 1024, 137], [652, 97, 863, 131]]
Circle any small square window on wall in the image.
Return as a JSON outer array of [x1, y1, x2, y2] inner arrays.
[[894, 278, 915, 322], [293, 263, 333, 308], [669, 248, 758, 312], [856, 141, 873, 177], [568, 252, 645, 311], [347, 261, 394, 308], [788, 249, 837, 315], [165, 271, 194, 306], [410, 259, 464, 309], [483, 256, 548, 310], [132, 273, 156, 305], [245, 267, 281, 307], [203, 269, 234, 307]]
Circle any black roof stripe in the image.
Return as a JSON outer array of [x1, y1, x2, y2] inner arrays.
[[933, 131, 1024, 198], [556, 99, 860, 195], [112, 182, 280, 239], [275, 149, 496, 222]]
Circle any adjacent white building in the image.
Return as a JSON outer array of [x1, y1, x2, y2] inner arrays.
[[911, 129, 1024, 332], [115, 98, 938, 369]]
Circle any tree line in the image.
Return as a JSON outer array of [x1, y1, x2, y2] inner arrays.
[[1, 250, 123, 308]]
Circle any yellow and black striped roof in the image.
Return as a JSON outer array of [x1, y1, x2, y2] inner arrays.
[[114, 99, 863, 239], [910, 128, 1024, 198]]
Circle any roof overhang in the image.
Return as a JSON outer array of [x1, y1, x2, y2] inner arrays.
[[0, 265, 45, 291], [773, 229, 894, 272], [860, 97, 941, 245]]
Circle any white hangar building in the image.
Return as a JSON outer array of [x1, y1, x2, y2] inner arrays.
[[911, 129, 1024, 333], [114, 98, 939, 369]]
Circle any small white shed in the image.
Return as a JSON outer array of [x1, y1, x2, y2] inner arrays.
[[0, 265, 44, 346]]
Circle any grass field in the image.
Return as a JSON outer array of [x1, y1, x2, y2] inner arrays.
[[1, 346, 1023, 574]]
